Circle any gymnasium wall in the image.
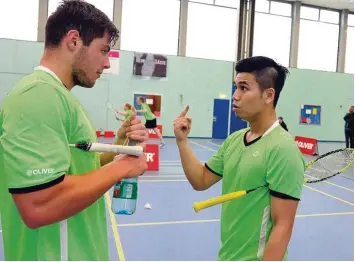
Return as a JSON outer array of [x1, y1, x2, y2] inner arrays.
[[277, 68, 354, 142], [0, 38, 353, 141]]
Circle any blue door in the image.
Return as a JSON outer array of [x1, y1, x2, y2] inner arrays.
[[229, 83, 247, 134], [212, 99, 230, 139]]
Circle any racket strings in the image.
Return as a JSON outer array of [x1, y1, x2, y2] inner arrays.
[[305, 150, 354, 182]]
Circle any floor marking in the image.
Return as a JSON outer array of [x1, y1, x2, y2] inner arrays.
[[208, 141, 222, 147], [117, 211, 354, 227], [304, 185, 354, 206], [190, 141, 215, 152], [139, 179, 353, 205], [104, 193, 126, 261]]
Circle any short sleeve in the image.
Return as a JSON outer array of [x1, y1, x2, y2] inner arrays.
[[266, 143, 305, 200], [205, 140, 228, 177], [1, 84, 71, 193]]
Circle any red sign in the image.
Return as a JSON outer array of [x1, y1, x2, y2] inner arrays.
[[148, 125, 163, 139], [145, 144, 159, 171], [295, 136, 319, 156]]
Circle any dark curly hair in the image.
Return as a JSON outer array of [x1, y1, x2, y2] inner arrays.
[[235, 56, 289, 107], [45, 0, 119, 48]]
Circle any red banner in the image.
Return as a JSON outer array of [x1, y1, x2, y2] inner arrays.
[[145, 144, 159, 171], [148, 125, 163, 139], [295, 136, 319, 156]]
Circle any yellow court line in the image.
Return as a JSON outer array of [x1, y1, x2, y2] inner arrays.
[[304, 185, 354, 206], [104, 193, 126, 261], [117, 211, 354, 227]]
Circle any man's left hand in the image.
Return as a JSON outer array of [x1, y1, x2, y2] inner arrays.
[[117, 116, 148, 143]]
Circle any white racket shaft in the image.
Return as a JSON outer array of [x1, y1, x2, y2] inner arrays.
[[71, 143, 143, 156], [90, 143, 143, 156]]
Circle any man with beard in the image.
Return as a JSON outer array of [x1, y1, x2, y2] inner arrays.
[[0, 0, 148, 260]]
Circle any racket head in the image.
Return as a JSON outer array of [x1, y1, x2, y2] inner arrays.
[[304, 148, 354, 183]]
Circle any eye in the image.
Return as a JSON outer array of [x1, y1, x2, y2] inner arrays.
[[101, 49, 109, 54]]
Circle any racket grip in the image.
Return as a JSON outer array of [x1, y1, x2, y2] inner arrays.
[[89, 143, 143, 156], [193, 190, 247, 213]]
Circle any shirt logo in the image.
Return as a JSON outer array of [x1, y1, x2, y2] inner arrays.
[[26, 168, 54, 176], [253, 151, 260, 157]]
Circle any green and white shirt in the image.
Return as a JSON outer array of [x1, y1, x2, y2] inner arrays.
[[140, 103, 156, 120], [0, 67, 109, 260], [205, 122, 305, 261]]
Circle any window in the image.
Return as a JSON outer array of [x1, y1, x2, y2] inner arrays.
[[345, 26, 354, 74], [120, 0, 180, 55], [186, 3, 239, 61], [252, 12, 292, 66], [48, 0, 114, 20], [298, 19, 339, 71], [348, 13, 354, 27], [300, 6, 319, 20], [270, 1, 291, 16], [319, 9, 339, 24], [255, 0, 270, 13], [189, 0, 213, 3], [215, 0, 239, 8], [0, 0, 39, 41]]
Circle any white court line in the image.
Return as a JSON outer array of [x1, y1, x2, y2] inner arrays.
[[190, 141, 215, 152], [117, 211, 354, 227], [208, 141, 222, 147]]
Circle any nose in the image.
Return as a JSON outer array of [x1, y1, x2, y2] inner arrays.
[[233, 89, 241, 101], [103, 55, 110, 69]]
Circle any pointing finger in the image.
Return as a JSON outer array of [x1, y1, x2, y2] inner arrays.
[[178, 105, 190, 118]]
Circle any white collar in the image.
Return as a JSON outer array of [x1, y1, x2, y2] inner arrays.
[[34, 65, 63, 85], [262, 119, 279, 137]]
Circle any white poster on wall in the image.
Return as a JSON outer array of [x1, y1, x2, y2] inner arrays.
[[103, 50, 120, 75]]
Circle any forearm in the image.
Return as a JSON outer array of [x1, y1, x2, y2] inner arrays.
[[100, 136, 126, 166], [263, 224, 292, 260], [176, 139, 205, 190], [25, 161, 128, 228]]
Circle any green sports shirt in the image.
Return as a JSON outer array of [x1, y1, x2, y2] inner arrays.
[[205, 123, 305, 261], [141, 103, 156, 120], [0, 67, 109, 260], [125, 109, 133, 120]]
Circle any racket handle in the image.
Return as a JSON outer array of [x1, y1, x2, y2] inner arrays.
[[193, 190, 247, 213], [71, 142, 143, 157]]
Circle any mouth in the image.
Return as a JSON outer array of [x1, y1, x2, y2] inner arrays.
[[233, 105, 240, 110]]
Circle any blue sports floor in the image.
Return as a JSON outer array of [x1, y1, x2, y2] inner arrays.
[[0, 138, 354, 261]]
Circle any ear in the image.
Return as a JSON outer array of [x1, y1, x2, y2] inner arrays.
[[263, 88, 275, 105], [64, 30, 81, 52]]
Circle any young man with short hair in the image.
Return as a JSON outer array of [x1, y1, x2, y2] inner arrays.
[[136, 96, 165, 148], [174, 56, 305, 261], [0, 1, 148, 260]]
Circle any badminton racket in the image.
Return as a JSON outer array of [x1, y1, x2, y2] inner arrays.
[[193, 148, 354, 213], [69, 142, 143, 156]]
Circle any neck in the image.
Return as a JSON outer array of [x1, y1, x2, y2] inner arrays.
[[40, 49, 75, 90], [248, 109, 277, 136]]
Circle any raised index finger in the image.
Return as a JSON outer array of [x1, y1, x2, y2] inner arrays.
[[179, 105, 190, 118]]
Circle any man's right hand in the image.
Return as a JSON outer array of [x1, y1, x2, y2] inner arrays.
[[113, 153, 148, 178], [173, 105, 191, 142]]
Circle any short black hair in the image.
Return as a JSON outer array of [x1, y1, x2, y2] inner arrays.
[[45, 0, 119, 48], [235, 56, 289, 107]]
